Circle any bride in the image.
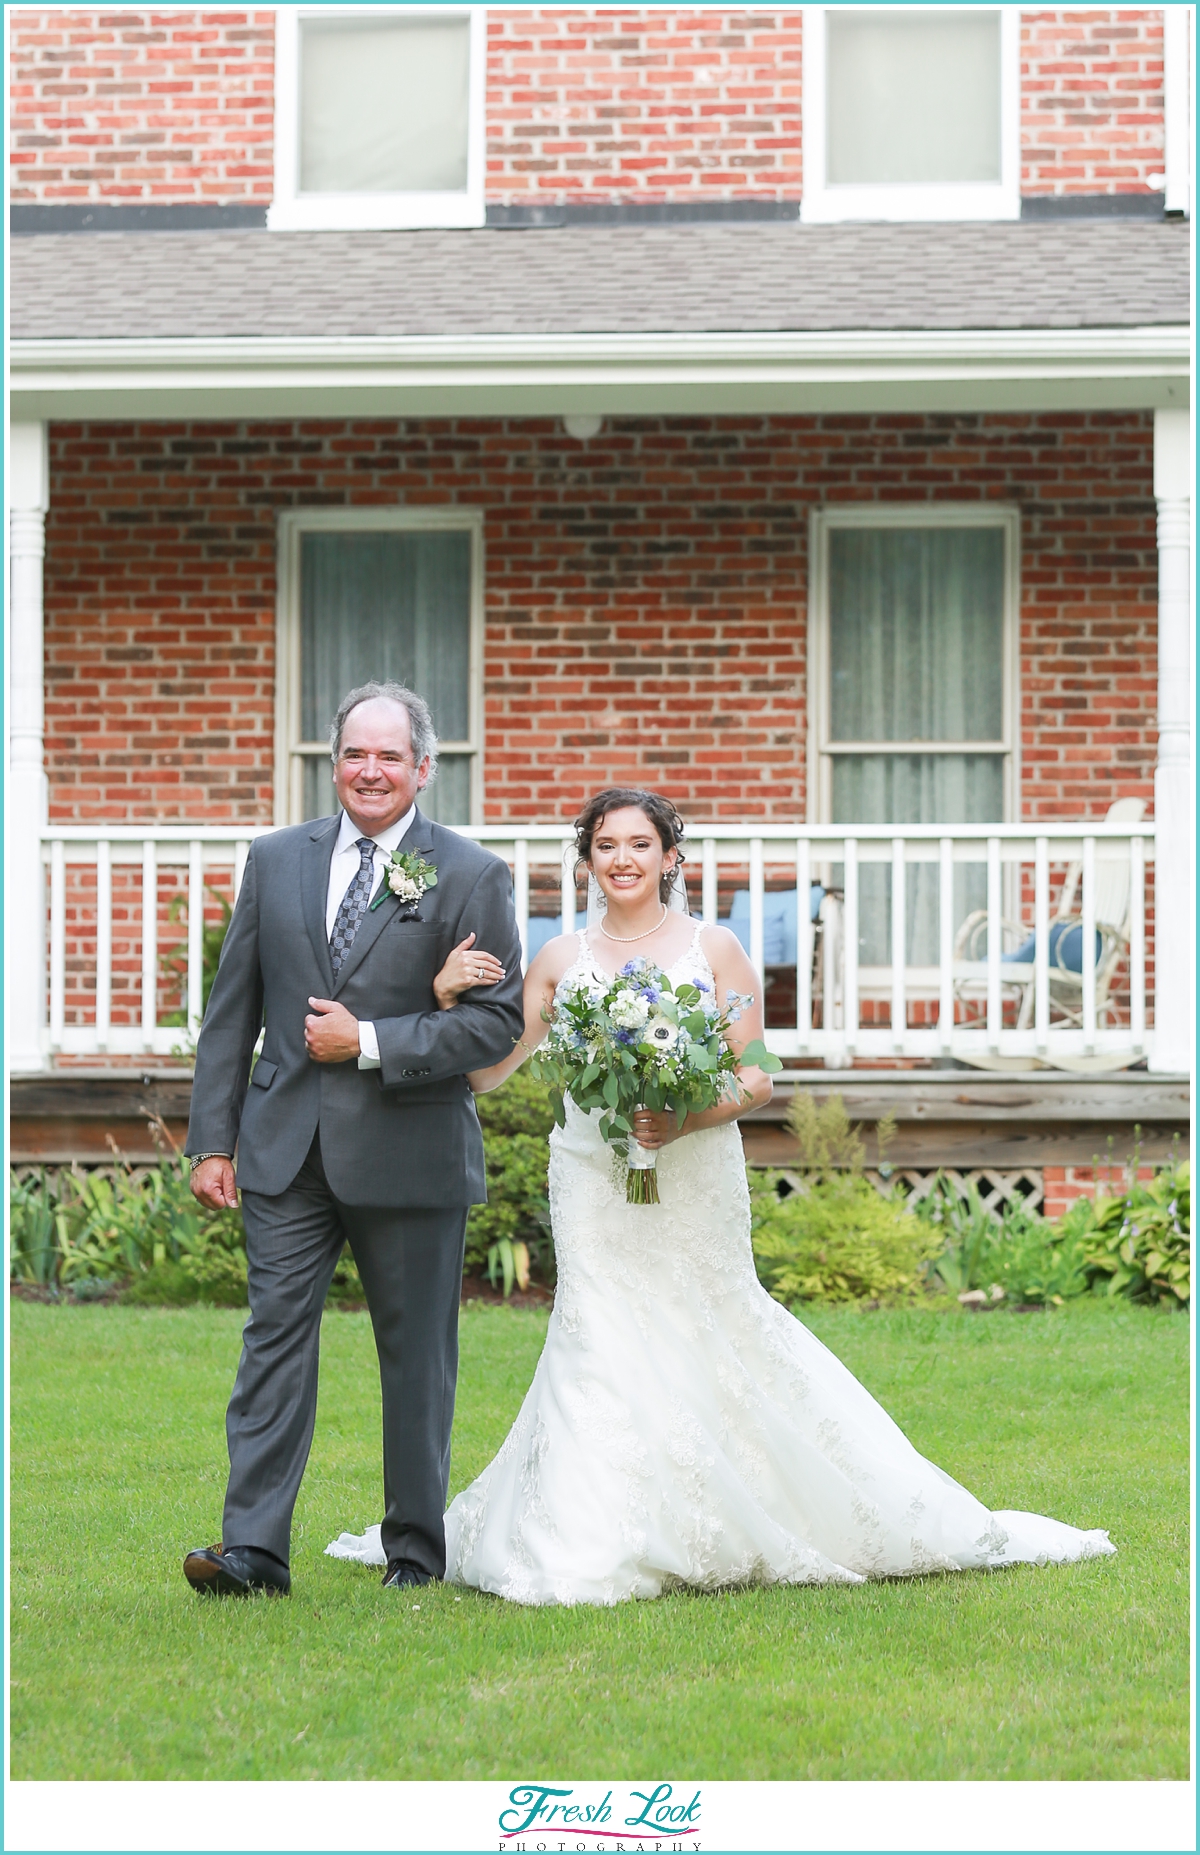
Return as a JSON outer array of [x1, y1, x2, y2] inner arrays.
[[328, 787, 1113, 1604]]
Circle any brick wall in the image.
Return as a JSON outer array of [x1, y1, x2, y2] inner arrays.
[[486, 7, 803, 204], [11, 7, 1171, 207], [43, 413, 1157, 828], [1021, 8, 1166, 195], [9, 7, 274, 205]]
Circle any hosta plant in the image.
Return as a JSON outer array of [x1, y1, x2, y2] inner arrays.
[[1064, 1161, 1190, 1306]]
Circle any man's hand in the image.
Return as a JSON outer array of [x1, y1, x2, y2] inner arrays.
[[191, 1157, 238, 1210], [305, 997, 361, 1063]]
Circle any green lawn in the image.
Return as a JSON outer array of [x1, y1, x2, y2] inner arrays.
[[8, 1296, 1189, 1781]]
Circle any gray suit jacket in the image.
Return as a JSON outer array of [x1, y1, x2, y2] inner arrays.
[[185, 808, 525, 1207]]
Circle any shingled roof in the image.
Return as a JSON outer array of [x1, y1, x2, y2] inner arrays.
[[11, 219, 1189, 342]]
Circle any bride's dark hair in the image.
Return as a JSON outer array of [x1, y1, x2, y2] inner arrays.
[[573, 787, 686, 904]]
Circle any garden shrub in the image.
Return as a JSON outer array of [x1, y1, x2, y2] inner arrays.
[[466, 1071, 555, 1293], [1066, 1159, 1190, 1306], [751, 1092, 935, 1306], [9, 1146, 250, 1305], [916, 1176, 1090, 1307], [751, 1172, 942, 1306]]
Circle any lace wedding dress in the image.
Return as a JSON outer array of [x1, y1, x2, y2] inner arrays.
[[326, 927, 1114, 1605]]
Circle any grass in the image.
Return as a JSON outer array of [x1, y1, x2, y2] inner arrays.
[[8, 1295, 1190, 1781]]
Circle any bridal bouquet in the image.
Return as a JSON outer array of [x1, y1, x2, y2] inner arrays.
[[529, 957, 781, 1204]]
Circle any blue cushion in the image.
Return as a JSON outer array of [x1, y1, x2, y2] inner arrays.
[[525, 915, 566, 959], [724, 887, 825, 966], [1002, 920, 1103, 975]]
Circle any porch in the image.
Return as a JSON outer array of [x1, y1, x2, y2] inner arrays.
[[7, 222, 1191, 1192]]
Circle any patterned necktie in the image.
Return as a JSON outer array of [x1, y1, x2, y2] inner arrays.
[[329, 837, 377, 978]]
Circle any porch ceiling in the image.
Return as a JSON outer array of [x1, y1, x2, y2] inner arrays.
[[10, 220, 1190, 420]]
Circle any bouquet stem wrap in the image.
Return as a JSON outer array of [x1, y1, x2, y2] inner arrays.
[[626, 1128, 660, 1205]]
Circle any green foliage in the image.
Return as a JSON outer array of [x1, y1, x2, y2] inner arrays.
[[9, 1141, 248, 1306], [1065, 1161, 1190, 1306], [784, 1089, 897, 1181], [751, 1092, 928, 1306], [466, 1072, 555, 1291], [751, 1174, 942, 1306], [159, 884, 233, 1028], [916, 1176, 1089, 1307]]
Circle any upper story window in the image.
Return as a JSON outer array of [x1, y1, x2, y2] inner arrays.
[[801, 6, 1019, 223], [269, 7, 486, 231]]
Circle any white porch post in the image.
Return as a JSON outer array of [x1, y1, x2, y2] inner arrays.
[[1150, 409, 1192, 1075], [8, 422, 50, 1072]]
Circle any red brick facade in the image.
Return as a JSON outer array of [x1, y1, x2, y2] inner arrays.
[[43, 413, 1158, 828], [9, 8, 274, 205], [486, 7, 803, 204], [1021, 8, 1166, 196], [10, 6, 1169, 207]]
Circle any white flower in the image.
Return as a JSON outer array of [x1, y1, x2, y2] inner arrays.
[[387, 868, 422, 902], [645, 1017, 678, 1051], [609, 992, 650, 1030]]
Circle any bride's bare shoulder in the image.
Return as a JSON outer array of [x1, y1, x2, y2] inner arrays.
[[698, 923, 746, 961], [526, 932, 584, 986]]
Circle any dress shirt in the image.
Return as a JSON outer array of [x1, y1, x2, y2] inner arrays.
[[324, 806, 415, 1070]]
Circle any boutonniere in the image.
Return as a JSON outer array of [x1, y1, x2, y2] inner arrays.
[[370, 848, 438, 913]]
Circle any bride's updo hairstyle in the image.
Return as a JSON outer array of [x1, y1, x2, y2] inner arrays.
[[573, 787, 686, 904]]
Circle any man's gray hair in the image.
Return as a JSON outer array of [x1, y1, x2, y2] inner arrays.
[[329, 681, 439, 780]]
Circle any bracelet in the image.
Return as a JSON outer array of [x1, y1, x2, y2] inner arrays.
[[189, 1152, 231, 1171]]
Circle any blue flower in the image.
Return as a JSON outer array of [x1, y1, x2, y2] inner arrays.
[[620, 961, 640, 977]]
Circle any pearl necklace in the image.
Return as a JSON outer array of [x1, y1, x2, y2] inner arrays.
[[599, 904, 669, 944]]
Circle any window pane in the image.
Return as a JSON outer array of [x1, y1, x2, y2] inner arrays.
[[830, 526, 1004, 743], [300, 17, 470, 194], [301, 528, 471, 740], [826, 10, 1001, 185], [832, 753, 1002, 966], [303, 750, 471, 826], [299, 528, 473, 822]]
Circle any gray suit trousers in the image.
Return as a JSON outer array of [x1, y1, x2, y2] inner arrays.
[[223, 1133, 466, 1577]]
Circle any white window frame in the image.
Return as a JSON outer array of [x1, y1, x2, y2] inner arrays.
[[801, 5, 1020, 223], [807, 501, 1021, 826], [275, 506, 486, 827], [268, 5, 487, 231]]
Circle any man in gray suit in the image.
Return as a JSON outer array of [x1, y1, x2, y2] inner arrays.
[[183, 681, 524, 1596]]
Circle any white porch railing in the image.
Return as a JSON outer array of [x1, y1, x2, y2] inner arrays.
[[34, 819, 1154, 1070]]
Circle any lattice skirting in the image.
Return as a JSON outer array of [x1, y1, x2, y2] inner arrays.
[[868, 1168, 1045, 1214], [15, 1161, 1048, 1217]]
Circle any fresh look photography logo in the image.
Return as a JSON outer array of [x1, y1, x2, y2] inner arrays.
[[498, 1782, 702, 1850]]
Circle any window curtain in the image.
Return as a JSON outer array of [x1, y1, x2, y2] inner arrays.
[[828, 526, 1005, 965], [300, 530, 472, 824], [300, 18, 470, 194]]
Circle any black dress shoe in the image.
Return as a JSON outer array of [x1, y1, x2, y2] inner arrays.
[[382, 1558, 433, 1590], [183, 1543, 291, 1598]]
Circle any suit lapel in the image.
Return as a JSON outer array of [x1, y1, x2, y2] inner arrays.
[[331, 807, 438, 996], [303, 815, 340, 992]]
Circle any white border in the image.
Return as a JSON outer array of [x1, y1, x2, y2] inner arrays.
[[801, 5, 1020, 223], [4, 1777, 1197, 1852], [807, 501, 1021, 825], [274, 505, 485, 827], [267, 5, 486, 231]]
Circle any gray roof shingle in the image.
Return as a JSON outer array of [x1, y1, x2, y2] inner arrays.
[[11, 219, 1189, 341]]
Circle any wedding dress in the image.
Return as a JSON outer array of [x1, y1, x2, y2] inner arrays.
[[326, 927, 1114, 1605]]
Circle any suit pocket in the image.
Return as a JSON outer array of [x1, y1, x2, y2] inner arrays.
[[250, 1058, 278, 1089]]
